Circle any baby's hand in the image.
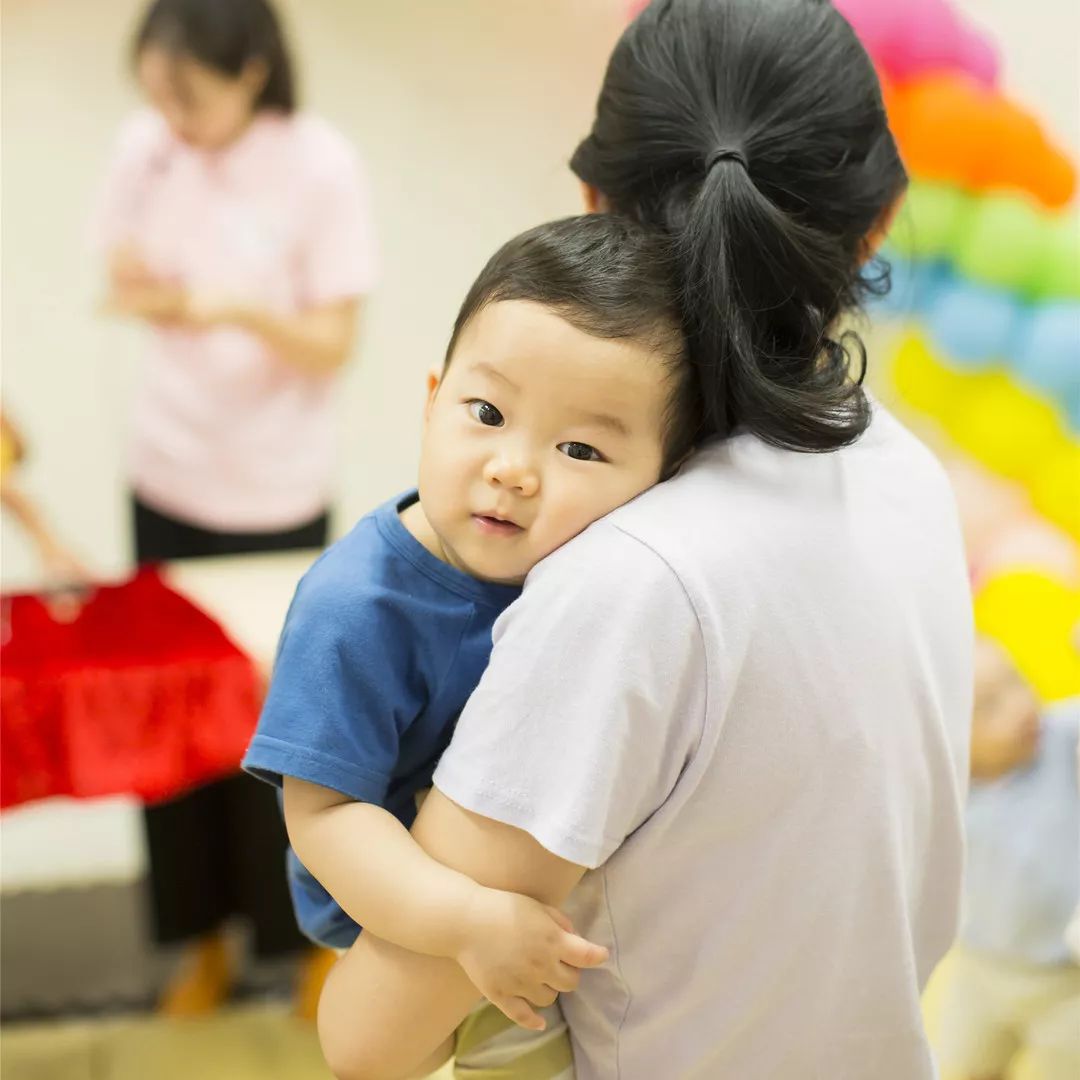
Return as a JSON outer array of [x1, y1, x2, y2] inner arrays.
[[456, 889, 608, 1031]]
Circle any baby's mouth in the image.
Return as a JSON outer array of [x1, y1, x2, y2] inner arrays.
[[472, 513, 524, 536]]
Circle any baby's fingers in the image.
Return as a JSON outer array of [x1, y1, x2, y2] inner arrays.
[[491, 994, 547, 1032], [543, 905, 575, 933], [559, 931, 609, 969], [546, 961, 581, 994]]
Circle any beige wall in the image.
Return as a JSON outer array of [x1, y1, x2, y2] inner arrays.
[[1, 0, 1077, 885]]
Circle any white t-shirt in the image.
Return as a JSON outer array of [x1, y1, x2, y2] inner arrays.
[[434, 403, 973, 1079]]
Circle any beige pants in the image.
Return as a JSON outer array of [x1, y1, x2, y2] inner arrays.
[[452, 1000, 574, 1079], [935, 946, 1080, 1080], [333, 947, 574, 1079]]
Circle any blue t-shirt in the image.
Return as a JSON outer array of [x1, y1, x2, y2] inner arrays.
[[243, 491, 520, 948], [961, 701, 1080, 966]]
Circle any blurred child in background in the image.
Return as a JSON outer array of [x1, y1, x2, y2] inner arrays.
[[936, 637, 1079, 1080], [1, 411, 90, 594]]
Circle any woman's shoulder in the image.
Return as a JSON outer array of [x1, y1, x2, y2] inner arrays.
[[110, 107, 173, 164], [530, 510, 694, 613], [278, 111, 364, 176]]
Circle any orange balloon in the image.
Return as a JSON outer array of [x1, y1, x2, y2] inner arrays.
[[893, 73, 1076, 209], [899, 76, 998, 189]]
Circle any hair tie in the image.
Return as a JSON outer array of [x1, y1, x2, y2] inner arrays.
[[706, 147, 749, 172]]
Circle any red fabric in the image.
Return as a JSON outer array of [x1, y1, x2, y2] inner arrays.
[[1, 567, 262, 810]]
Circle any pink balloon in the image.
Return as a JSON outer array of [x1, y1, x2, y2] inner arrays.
[[956, 27, 1000, 87], [832, 0, 907, 59], [833, 0, 1000, 87]]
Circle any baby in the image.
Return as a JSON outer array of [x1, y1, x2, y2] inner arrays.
[[244, 213, 692, 1076]]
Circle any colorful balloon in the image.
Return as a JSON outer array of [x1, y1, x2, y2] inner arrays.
[[888, 332, 968, 417], [890, 73, 1075, 209], [975, 570, 1080, 703], [1014, 303, 1080, 429], [890, 182, 973, 261], [1033, 211, 1080, 299], [873, 256, 945, 318], [834, 0, 999, 87], [946, 372, 1069, 484], [874, 261, 1080, 425], [925, 277, 1019, 367], [888, 184, 1079, 302], [956, 194, 1051, 296], [1031, 445, 1080, 541]]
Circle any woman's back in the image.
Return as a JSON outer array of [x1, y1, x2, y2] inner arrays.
[[457, 402, 972, 1078]]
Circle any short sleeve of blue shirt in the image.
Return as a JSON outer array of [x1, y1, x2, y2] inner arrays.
[[243, 491, 520, 817]]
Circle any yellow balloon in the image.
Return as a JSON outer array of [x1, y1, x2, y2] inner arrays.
[[947, 372, 1070, 484], [1031, 443, 1080, 540], [889, 331, 968, 417], [975, 569, 1080, 703]]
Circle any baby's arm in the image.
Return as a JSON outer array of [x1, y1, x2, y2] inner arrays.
[[317, 787, 603, 1079], [285, 776, 484, 957], [284, 777, 606, 1024]]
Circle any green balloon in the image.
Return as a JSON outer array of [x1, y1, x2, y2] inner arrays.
[[1032, 209, 1080, 299], [889, 181, 972, 259], [955, 194, 1047, 296], [876, 178, 1077, 301]]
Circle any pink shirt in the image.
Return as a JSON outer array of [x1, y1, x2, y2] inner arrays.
[[94, 110, 377, 532]]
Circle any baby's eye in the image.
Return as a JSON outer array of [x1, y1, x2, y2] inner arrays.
[[558, 441, 604, 462], [468, 400, 504, 427]]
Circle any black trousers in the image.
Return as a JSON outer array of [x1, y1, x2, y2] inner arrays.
[[133, 495, 328, 957]]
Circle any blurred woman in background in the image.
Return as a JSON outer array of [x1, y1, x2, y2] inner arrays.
[[92, 0, 377, 1016]]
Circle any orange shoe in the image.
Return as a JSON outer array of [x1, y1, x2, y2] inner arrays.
[[293, 946, 338, 1022], [158, 932, 234, 1017]]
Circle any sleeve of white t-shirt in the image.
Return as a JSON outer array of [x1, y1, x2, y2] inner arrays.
[[433, 519, 707, 868]]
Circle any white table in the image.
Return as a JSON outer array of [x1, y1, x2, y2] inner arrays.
[[164, 548, 319, 673]]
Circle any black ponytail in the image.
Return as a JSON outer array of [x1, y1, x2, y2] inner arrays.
[[572, 0, 907, 452]]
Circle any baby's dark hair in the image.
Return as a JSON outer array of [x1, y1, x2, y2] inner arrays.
[[571, 0, 908, 453], [446, 215, 694, 476], [132, 0, 295, 113]]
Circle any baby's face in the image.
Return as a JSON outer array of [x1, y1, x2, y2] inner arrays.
[[417, 300, 671, 584], [970, 638, 1041, 780]]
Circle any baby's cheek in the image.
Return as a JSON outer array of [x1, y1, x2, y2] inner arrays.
[[542, 500, 607, 555]]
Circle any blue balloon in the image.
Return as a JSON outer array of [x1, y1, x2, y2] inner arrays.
[[926, 278, 1019, 367], [1014, 302, 1080, 427], [873, 254, 946, 317]]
